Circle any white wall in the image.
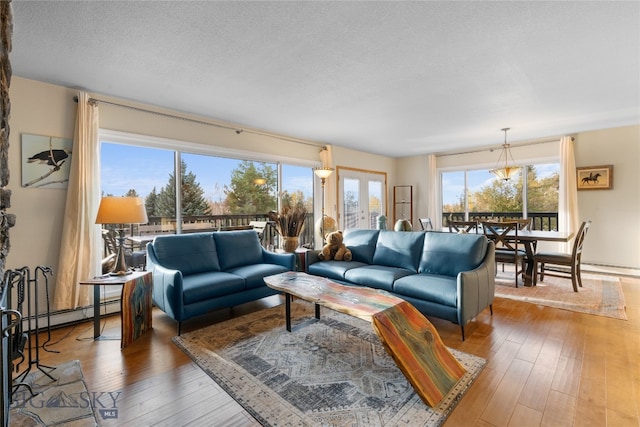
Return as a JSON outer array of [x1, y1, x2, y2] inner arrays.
[[574, 125, 639, 269], [396, 125, 640, 270], [8, 78, 76, 278]]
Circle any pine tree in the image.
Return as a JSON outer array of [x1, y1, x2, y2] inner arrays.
[[145, 187, 158, 217], [225, 161, 277, 214], [156, 160, 211, 216]]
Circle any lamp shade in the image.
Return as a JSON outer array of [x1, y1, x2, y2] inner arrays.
[[490, 165, 520, 181], [490, 128, 520, 181], [314, 167, 334, 179], [96, 196, 148, 225]]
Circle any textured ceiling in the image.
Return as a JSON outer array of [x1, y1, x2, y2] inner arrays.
[[10, 1, 640, 157]]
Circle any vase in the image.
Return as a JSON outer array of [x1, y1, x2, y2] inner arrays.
[[394, 219, 412, 231], [281, 236, 299, 253]]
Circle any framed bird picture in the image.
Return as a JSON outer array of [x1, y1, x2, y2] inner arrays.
[[21, 134, 73, 189]]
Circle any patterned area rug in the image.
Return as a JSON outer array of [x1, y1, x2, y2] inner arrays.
[[495, 270, 627, 320], [173, 301, 486, 427], [10, 360, 98, 426]]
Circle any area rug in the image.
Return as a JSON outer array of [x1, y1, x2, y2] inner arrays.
[[495, 270, 627, 320], [10, 360, 98, 426], [173, 301, 486, 427]]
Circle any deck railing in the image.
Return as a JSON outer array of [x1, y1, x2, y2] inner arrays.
[[131, 213, 316, 249], [340, 211, 559, 232], [444, 212, 559, 231], [117, 211, 558, 255]]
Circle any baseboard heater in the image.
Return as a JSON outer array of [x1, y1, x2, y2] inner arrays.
[[19, 299, 122, 333]]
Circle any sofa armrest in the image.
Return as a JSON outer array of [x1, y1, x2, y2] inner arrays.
[[456, 241, 496, 326], [304, 250, 322, 272], [146, 246, 185, 321], [262, 249, 296, 271]]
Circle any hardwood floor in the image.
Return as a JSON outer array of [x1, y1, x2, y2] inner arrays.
[[26, 275, 639, 426]]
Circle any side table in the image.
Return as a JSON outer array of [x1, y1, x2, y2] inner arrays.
[[79, 270, 153, 348], [294, 247, 310, 272]]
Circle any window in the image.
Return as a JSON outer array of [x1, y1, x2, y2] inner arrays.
[[441, 163, 559, 230], [100, 142, 175, 234], [281, 164, 314, 247], [100, 132, 316, 253]]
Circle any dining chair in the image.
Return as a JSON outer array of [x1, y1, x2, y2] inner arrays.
[[507, 217, 535, 250], [510, 218, 533, 231], [533, 221, 591, 292], [496, 217, 532, 230], [101, 229, 147, 270], [419, 217, 433, 231], [481, 221, 526, 287], [448, 220, 479, 234]]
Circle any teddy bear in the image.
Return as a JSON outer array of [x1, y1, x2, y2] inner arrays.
[[318, 230, 352, 261]]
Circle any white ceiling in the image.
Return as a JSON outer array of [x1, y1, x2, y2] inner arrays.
[[10, 1, 640, 157]]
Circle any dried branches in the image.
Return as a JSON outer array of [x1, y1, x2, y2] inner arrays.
[[273, 203, 307, 237]]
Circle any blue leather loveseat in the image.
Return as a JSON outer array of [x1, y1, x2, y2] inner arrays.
[[306, 229, 495, 340], [147, 230, 295, 334]]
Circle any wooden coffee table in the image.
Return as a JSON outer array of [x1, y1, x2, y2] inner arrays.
[[264, 271, 466, 407]]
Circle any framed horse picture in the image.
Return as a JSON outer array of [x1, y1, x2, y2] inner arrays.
[[577, 165, 613, 190]]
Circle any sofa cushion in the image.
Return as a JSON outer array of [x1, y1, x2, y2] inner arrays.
[[343, 229, 380, 264], [213, 230, 264, 270], [372, 231, 424, 272], [419, 232, 487, 276], [393, 274, 458, 307], [343, 265, 414, 292], [182, 272, 245, 305], [226, 263, 291, 289], [308, 260, 366, 282], [152, 233, 220, 275]]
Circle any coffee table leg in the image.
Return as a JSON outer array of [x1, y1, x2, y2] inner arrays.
[[315, 303, 320, 319], [285, 293, 292, 332]]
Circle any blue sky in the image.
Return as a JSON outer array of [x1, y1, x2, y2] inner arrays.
[[101, 143, 313, 200]]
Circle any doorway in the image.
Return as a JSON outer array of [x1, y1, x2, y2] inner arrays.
[[337, 167, 387, 230]]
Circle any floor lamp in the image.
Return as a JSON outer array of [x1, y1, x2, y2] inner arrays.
[[314, 167, 334, 244], [96, 196, 148, 275]]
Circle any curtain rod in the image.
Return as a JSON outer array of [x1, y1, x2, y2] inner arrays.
[[73, 95, 325, 149], [438, 136, 574, 157]]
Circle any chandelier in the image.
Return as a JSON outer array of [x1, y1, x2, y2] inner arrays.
[[490, 127, 520, 181]]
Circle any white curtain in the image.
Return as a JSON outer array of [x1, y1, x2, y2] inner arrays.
[[53, 92, 101, 310], [558, 136, 579, 252], [426, 154, 439, 229]]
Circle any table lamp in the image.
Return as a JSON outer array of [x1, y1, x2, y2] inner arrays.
[[96, 196, 148, 275]]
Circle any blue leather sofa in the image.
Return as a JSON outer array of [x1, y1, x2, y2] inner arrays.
[[306, 229, 495, 340], [146, 230, 295, 334]]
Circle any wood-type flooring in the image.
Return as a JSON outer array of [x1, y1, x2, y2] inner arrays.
[[28, 275, 639, 426]]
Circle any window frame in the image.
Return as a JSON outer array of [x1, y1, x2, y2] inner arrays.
[[436, 139, 561, 228], [99, 128, 319, 238]]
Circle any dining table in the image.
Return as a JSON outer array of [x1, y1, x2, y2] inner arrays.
[[441, 227, 574, 286], [504, 229, 574, 286]]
